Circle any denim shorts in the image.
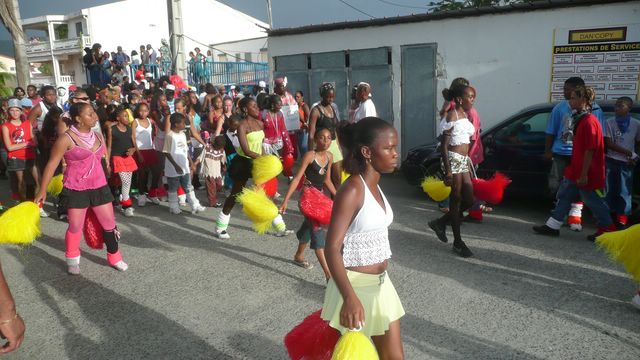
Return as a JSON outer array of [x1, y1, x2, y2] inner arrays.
[[6, 157, 35, 172]]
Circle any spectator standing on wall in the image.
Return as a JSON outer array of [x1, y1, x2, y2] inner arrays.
[[353, 82, 377, 123], [131, 50, 141, 65], [114, 46, 129, 66], [140, 45, 149, 65], [147, 44, 157, 64]]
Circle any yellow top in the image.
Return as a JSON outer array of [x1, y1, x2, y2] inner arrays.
[[237, 130, 264, 158]]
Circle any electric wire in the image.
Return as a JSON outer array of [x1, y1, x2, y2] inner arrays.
[[336, 0, 375, 19]]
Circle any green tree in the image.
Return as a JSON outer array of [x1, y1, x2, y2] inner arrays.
[[38, 63, 52, 75], [429, 0, 527, 12], [0, 63, 16, 96]]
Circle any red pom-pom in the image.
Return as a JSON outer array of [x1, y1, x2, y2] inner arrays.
[[258, 177, 279, 198], [83, 208, 104, 249], [299, 187, 333, 225], [282, 153, 295, 177], [471, 172, 511, 204], [284, 310, 340, 360]]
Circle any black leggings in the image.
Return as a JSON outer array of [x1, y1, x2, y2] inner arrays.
[[438, 172, 474, 243]]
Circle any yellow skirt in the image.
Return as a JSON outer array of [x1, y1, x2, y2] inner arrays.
[[328, 139, 343, 163], [321, 270, 405, 337]]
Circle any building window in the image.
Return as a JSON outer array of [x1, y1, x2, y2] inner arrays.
[[75, 22, 83, 37], [235, 53, 241, 62], [10, 67, 15, 71], [218, 54, 227, 62], [244, 52, 252, 62]]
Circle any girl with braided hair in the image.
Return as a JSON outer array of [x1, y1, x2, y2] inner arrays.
[[308, 82, 343, 189]]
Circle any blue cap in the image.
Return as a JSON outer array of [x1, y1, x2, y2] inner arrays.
[[8, 98, 21, 109], [20, 98, 33, 108]]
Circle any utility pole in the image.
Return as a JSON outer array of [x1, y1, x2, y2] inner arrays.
[[266, 0, 273, 29], [0, 0, 30, 87], [166, 0, 187, 80]]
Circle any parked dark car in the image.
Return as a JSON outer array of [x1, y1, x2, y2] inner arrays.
[[401, 101, 640, 198]]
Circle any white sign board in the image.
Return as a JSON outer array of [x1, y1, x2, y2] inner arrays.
[[281, 104, 300, 131], [551, 24, 640, 101]]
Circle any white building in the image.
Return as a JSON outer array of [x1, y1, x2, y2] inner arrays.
[[22, 0, 269, 87], [0, 54, 16, 88], [268, 0, 640, 158]]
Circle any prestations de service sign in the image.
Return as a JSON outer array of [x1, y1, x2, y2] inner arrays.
[[551, 24, 640, 101]]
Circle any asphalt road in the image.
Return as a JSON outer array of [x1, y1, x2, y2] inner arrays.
[[0, 173, 638, 359]]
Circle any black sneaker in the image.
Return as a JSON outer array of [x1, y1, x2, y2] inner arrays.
[[428, 219, 448, 243], [586, 233, 599, 242], [532, 224, 559, 237], [453, 241, 473, 258]]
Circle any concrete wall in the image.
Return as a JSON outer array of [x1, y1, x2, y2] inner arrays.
[[87, 0, 169, 57], [210, 37, 268, 63], [268, 2, 640, 149]]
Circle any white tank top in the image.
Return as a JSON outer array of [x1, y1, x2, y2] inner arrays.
[[37, 101, 49, 130], [135, 118, 154, 150], [342, 176, 393, 267]]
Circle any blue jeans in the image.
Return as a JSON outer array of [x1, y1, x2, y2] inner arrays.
[[605, 157, 634, 216], [297, 129, 308, 158], [167, 174, 193, 193], [551, 178, 612, 228]]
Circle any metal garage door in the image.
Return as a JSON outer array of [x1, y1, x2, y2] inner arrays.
[[349, 48, 392, 124]]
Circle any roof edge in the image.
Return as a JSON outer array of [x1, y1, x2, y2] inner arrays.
[[269, 0, 636, 37]]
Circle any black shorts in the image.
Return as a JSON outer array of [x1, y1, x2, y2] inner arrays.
[[6, 158, 35, 172], [229, 155, 253, 184], [59, 185, 114, 209]]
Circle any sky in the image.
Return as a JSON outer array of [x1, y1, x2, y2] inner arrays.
[[2, 0, 434, 40]]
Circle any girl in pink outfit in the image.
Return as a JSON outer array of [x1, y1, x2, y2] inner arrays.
[[35, 103, 128, 275]]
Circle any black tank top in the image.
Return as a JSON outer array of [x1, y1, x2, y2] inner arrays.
[[110, 124, 133, 156], [304, 152, 329, 190], [314, 105, 337, 139]]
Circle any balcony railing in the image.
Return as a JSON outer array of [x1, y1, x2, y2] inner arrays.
[[25, 36, 91, 56]]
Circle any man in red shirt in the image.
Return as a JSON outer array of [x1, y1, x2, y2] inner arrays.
[[533, 86, 615, 240]]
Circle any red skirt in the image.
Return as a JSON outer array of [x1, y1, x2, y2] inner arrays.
[[137, 149, 158, 167], [112, 155, 138, 173]]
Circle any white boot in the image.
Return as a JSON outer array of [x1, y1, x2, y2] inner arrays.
[[168, 192, 182, 214], [187, 191, 206, 214]]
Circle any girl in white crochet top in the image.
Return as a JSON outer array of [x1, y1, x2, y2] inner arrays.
[[321, 116, 405, 359]]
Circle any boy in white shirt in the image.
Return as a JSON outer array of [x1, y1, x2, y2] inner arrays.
[[163, 113, 206, 214], [353, 82, 377, 123]]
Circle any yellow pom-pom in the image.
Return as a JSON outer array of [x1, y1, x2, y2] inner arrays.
[[236, 187, 279, 234], [47, 174, 64, 196], [340, 170, 350, 184], [331, 331, 379, 360], [421, 176, 451, 202], [0, 202, 41, 245], [596, 224, 640, 282], [252, 155, 283, 185]]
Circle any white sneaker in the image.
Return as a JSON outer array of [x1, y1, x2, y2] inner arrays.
[[274, 192, 282, 199], [137, 195, 147, 207], [632, 294, 640, 310], [274, 229, 294, 237], [112, 261, 128, 272], [570, 223, 582, 232], [191, 204, 206, 214], [124, 207, 135, 217], [148, 196, 161, 205], [39, 208, 49, 218], [179, 201, 187, 207], [67, 264, 80, 275], [214, 230, 230, 239], [169, 207, 182, 215]]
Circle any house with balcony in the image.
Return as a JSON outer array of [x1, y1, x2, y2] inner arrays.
[[22, 0, 269, 88]]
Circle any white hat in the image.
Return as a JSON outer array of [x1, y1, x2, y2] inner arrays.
[[258, 81, 266, 88], [230, 85, 236, 90], [165, 84, 176, 91], [145, 72, 153, 78]]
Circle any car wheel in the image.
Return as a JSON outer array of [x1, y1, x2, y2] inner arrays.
[[422, 161, 444, 180]]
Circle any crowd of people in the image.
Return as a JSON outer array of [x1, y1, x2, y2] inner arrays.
[[0, 67, 638, 356]]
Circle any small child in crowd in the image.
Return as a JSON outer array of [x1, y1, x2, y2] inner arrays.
[[603, 96, 640, 229], [198, 133, 226, 207], [163, 112, 206, 215], [279, 127, 337, 280], [107, 106, 139, 217]]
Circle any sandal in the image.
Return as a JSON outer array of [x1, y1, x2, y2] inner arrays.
[[439, 207, 450, 213], [292, 259, 313, 269], [480, 205, 493, 213]]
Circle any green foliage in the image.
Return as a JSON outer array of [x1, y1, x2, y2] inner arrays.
[[54, 24, 68, 40], [0, 62, 15, 96], [38, 63, 52, 75], [428, 0, 526, 12]]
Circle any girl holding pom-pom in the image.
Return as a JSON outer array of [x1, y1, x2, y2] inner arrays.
[[321, 117, 404, 359], [279, 127, 337, 280], [35, 103, 128, 275]]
